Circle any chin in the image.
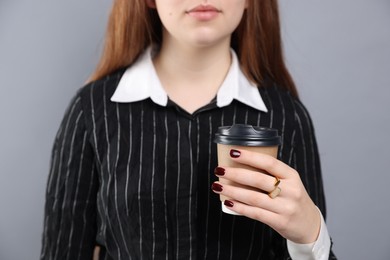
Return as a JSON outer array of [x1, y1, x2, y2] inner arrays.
[[186, 34, 229, 49]]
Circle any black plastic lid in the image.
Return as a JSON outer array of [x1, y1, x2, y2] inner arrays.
[[214, 124, 281, 146]]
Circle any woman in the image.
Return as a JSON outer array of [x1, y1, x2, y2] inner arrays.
[[41, 0, 337, 259]]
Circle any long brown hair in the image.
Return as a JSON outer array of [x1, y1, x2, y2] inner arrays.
[[89, 0, 298, 97]]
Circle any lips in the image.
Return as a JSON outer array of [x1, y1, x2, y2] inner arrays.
[[186, 5, 221, 21], [187, 5, 220, 13]]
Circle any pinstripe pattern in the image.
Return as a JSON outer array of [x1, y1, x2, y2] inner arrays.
[[151, 110, 157, 259], [175, 120, 181, 260], [102, 79, 122, 258], [125, 105, 132, 216], [187, 120, 194, 259], [138, 103, 144, 257], [163, 111, 169, 260], [41, 70, 336, 259], [57, 110, 83, 260], [216, 111, 224, 260], [66, 118, 87, 260]]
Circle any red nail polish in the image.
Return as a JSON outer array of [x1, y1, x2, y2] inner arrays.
[[214, 167, 225, 176], [211, 183, 223, 192], [230, 149, 241, 158], [224, 200, 234, 207]]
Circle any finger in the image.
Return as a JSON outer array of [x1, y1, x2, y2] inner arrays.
[[229, 149, 296, 179], [215, 166, 280, 193], [212, 181, 283, 214], [223, 199, 282, 229]]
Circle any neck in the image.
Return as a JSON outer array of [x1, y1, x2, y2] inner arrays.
[[153, 37, 232, 113], [154, 38, 232, 84]]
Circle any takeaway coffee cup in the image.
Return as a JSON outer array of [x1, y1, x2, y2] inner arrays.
[[214, 124, 281, 215]]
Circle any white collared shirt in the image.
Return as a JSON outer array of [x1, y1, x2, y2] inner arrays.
[[110, 46, 331, 260], [111, 46, 267, 113]]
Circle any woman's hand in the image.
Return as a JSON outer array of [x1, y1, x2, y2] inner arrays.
[[211, 148, 321, 244]]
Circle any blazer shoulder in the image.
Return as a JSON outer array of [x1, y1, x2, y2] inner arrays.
[[259, 80, 299, 113], [264, 83, 317, 133], [77, 68, 127, 101]]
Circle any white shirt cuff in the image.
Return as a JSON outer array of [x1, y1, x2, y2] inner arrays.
[[287, 207, 331, 260]]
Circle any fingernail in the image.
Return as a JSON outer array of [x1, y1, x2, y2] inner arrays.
[[214, 167, 225, 176], [211, 183, 223, 192], [224, 200, 234, 207], [230, 149, 241, 158]]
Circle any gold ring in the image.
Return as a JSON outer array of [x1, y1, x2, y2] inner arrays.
[[268, 177, 281, 199], [274, 177, 280, 187], [268, 187, 281, 199]]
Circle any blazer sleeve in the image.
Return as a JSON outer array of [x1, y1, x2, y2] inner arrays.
[[292, 99, 337, 259], [41, 92, 99, 260]]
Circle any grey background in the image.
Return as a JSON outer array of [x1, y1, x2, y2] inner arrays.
[[0, 0, 389, 259]]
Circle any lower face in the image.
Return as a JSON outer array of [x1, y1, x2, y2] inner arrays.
[[153, 0, 248, 49]]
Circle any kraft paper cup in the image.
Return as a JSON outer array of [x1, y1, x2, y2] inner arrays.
[[214, 124, 281, 215]]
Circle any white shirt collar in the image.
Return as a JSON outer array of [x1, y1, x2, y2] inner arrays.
[[111, 46, 268, 112]]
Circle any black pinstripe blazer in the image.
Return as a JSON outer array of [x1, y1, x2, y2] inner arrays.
[[41, 68, 336, 259]]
